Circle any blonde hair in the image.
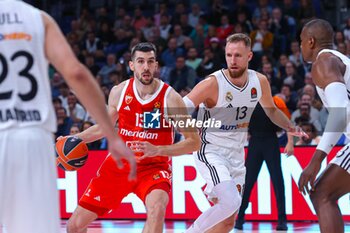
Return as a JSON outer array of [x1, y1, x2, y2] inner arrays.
[[226, 33, 251, 48]]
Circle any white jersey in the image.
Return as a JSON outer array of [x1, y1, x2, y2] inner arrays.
[[0, 0, 56, 132], [197, 69, 262, 151], [316, 49, 350, 138]]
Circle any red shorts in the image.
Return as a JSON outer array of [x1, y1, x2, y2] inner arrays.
[[79, 155, 172, 216]]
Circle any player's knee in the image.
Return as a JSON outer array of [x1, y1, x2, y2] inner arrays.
[[66, 217, 85, 233], [215, 181, 242, 217], [310, 190, 333, 211], [147, 201, 167, 221], [221, 214, 236, 231]]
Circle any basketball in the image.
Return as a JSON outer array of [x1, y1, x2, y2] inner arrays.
[[55, 136, 89, 171]]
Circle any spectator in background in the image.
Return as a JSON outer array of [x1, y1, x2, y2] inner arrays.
[[69, 124, 81, 135], [292, 93, 320, 123], [269, 7, 289, 58], [132, 6, 147, 31], [84, 54, 100, 76], [81, 31, 104, 58], [58, 83, 70, 110], [172, 24, 187, 47], [53, 97, 63, 112], [216, 14, 234, 42], [161, 37, 185, 68], [250, 19, 274, 69], [113, 6, 127, 29], [98, 54, 117, 85], [342, 17, 350, 41], [280, 84, 297, 112], [179, 13, 195, 37], [186, 47, 203, 71], [67, 92, 87, 124], [262, 61, 279, 95], [209, 37, 226, 66], [282, 61, 304, 91], [97, 21, 114, 46], [294, 103, 322, 134], [196, 47, 221, 79], [148, 26, 167, 54], [142, 16, 155, 42], [159, 14, 172, 40], [56, 107, 74, 138], [190, 24, 206, 53], [188, 3, 204, 28], [169, 56, 197, 96]]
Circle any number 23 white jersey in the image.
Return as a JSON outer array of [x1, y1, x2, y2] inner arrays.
[[0, 0, 56, 132]]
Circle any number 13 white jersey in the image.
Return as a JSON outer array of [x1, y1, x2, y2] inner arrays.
[[0, 0, 56, 132], [197, 69, 262, 151]]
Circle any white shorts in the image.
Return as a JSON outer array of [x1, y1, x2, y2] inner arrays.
[[0, 127, 60, 233], [194, 143, 246, 200], [331, 143, 350, 174]]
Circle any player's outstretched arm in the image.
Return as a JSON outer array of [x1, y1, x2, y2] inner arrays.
[[258, 73, 307, 138], [42, 13, 136, 179], [137, 89, 201, 159]]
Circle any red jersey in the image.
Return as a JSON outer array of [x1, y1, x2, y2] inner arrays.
[[117, 78, 174, 166]]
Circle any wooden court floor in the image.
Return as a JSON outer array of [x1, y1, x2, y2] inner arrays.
[[58, 220, 350, 232]]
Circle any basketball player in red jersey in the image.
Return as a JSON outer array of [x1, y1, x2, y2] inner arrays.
[[66, 42, 200, 233]]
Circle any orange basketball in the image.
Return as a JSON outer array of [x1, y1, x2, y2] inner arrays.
[[55, 136, 88, 171]]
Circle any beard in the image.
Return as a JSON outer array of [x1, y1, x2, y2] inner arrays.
[[228, 66, 246, 78], [136, 72, 154, 85]]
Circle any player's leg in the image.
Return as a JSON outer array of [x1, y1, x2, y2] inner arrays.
[[67, 206, 98, 233], [2, 128, 60, 233], [235, 136, 264, 229], [134, 165, 171, 233], [264, 137, 287, 230], [186, 180, 241, 233], [186, 146, 242, 233], [143, 188, 169, 233], [67, 155, 133, 233], [310, 164, 350, 233]]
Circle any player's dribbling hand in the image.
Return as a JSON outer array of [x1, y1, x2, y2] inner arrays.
[[287, 125, 309, 138], [108, 138, 137, 180]]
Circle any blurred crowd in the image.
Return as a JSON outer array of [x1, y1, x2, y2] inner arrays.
[[51, 0, 350, 148]]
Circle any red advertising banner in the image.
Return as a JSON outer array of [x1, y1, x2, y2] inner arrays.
[[58, 146, 350, 220]]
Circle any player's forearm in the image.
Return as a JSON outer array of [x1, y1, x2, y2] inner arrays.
[[157, 133, 200, 156], [76, 124, 104, 143], [265, 108, 293, 130]]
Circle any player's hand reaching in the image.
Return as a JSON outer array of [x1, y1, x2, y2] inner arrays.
[[132, 141, 161, 160], [298, 158, 321, 195], [287, 125, 309, 138], [108, 137, 137, 180]]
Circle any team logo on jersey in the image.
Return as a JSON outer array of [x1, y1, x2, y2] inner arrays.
[[125, 94, 133, 104], [0, 32, 32, 41], [153, 174, 160, 180], [154, 101, 161, 109], [251, 88, 257, 99], [225, 92, 233, 102], [144, 109, 161, 129]]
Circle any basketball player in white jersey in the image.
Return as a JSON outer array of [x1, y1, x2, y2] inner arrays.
[[0, 1, 136, 233], [183, 33, 307, 233], [298, 19, 350, 233]]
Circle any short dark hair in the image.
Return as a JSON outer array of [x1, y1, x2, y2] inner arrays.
[[131, 42, 157, 60]]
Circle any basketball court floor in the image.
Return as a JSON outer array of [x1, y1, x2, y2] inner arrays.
[[58, 220, 350, 232]]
